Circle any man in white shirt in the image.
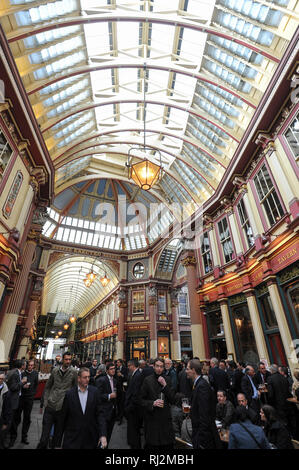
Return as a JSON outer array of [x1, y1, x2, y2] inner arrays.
[[61, 368, 107, 449]]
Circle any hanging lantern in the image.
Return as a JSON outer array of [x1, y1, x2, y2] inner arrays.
[[84, 277, 92, 287], [130, 158, 162, 191], [63, 323, 69, 330], [57, 330, 63, 336], [69, 315, 76, 324], [100, 272, 110, 287], [86, 270, 97, 282]]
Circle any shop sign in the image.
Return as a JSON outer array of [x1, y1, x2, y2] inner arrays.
[[271, 241, 299, 273]]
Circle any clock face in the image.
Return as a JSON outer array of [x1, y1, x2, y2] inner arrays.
[[133, 262, 145, 279]]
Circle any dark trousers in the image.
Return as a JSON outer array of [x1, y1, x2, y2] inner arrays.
[[127, 409, 142, 449], [106, 408, 116, 448], [10, 396, 34, 440], [37, 406, 64, 449], [0, 418, 9, 449], [116, 390, 125, 421]]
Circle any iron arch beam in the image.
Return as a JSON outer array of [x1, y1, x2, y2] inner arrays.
[[55, 141, 217, 191], [54, 127, 227, 168], [7, 13, 280, 63], [41, 98, 239, 142], [27, 61, 256, 109]]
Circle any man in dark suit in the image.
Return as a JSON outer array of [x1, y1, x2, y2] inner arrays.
[[236, 393, 259, 424], [124, 359, 143, 449], [96, 361, 117, 447], [231, 362, 245, 401], [187, 359, 222, 449], [209, 357, 230, 394], [116, 359, 127, 425], [177, 367, 193, 399], [61, 368, 107, 449], [0, 372, 12, 449], [140, 357, 176, 450], [89, 359, 98, 386], [267, 364, 296, 436], [7, 359, 27, 447], [139, 359, 155, 385], [12, 359, 38, 445], [253, 362, 271, 405], [241, 365, 261, 416]]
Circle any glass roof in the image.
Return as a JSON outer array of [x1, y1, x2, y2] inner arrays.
[[42, 256, 118, 318], [2, 0, 297, 320], [1, 0, 297, 232]]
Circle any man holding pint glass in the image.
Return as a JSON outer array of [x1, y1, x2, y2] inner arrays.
[[96, 362, 118, 447], [140, 357, 176, 450]]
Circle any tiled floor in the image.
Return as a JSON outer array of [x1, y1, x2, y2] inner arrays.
[[11, 400, 130, 449]]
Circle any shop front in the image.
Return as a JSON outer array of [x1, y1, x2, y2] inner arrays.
[[205, 302, 227, 360], [125, 330, 149, 361]]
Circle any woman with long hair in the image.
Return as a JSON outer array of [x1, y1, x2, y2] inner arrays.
[[260, 405, 294, 449]]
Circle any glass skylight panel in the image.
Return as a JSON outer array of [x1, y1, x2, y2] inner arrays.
[[117, 22, 139, 52], [55, 112, 93, 139], [33, 51, 85, 80], [209, 36, 263, 65], [44, 79, 89, 108], [186, 0, 216, 18], [149, 24, 174, 57], [14, 0, 78, 26], [57, 121, 94, 148], [29, 36, 83, 64], [179, 30, 206, 66], [40, 76, 82, 96], [197, 86, 240, 119]]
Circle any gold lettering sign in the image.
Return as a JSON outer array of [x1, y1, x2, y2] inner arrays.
[[277, 248, 297, 265], [226, 281, 243, 294]]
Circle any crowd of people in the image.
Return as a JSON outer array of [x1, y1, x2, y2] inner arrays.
[[0, 353, 299, 450]]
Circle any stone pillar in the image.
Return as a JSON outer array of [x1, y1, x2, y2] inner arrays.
[[208, 226, 220, 267], [17, 298, 38, 359], [116, 289, 127, 360], [181, 252, 206, 359], [228, 211, 243, 256], [170, 288, 181, 360], [148, 286, 158, 358], [0, 235, 37, 363], [219, 300, 236, 360], [245, 291, 270, 364], [267, 280, 298, 374], [15, 183, 35, 236], [242, 191, 259, 238]]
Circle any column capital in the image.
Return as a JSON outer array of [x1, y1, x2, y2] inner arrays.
[[181, 252, 196, 267], [218, 298, 228, 307]]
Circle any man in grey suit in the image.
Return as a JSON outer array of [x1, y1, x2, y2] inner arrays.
[[6, 359, 27, 447]]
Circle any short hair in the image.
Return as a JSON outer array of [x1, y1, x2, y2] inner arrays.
[[78, 367, 90, 377], [128, 359, 138, 368], [14, 359, 25, 369], [245, 365, 255, 374], [293, 368, 299, 381], [106, 361, 115, 371], [149, 358, 155, 365], [228, 361, 237, 369], [188, 359, 202, 375], [154, 358, 165, 366], [235, 405, 249, 422], [237, 393, 247, 401], [165, 358, 172, 364], [238, 361, 246, 368], [139, 359, 146, 365], [97, 364, 106, 373], [117, 359, 123, 364], [62, 351, 72, 359], [279, 366, 288, 376], [210, 357, 218, 366], [217, 390, 227, 397], [269, 364, 278, 374], [259, 362, 266, 367]]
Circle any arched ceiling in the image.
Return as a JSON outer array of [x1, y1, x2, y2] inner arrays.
[[42, 255, 118, 318], [1, 0, 298, 242]]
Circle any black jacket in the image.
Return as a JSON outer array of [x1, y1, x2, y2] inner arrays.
[[253, 371, 271, 387], [209, 367, 230, 393], [264, 420, 294, 449], [140, 366, 154, 384], [6, 369, 23, 410], [215, 400, 235, 428], [232, 369, 244, 395], [241, 374, 258, 404], [124, 369, 142, 414], [22, 370, 39, 399], [0, 385, 12, 426], [61, 385, 106, 449], [267, 372, 292, 413], [177, 369, 193, 399], [96, 374, 117, 421], [140, 373, 176, 447], [190, 376, 222, 449]]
